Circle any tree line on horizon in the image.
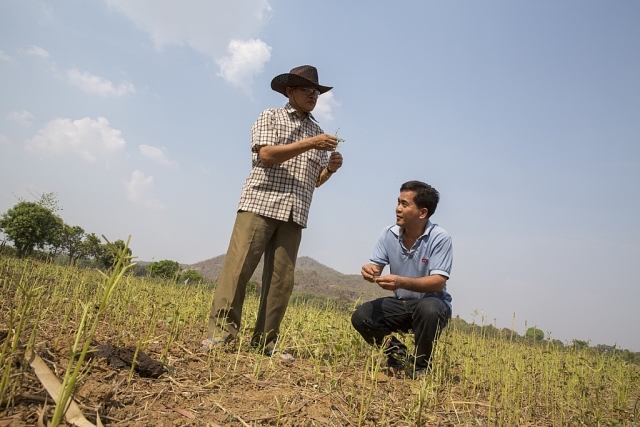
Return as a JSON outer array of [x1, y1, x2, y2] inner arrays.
[[0, 193, 204, 284], [0, 192, 124, 267]]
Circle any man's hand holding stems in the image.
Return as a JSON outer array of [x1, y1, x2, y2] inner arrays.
[[362, 263, 447, 293], [362, 264, 402, 291]]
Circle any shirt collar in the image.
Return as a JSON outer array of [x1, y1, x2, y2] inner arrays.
[[390, 220, 434, 239], [285, 102, 318, 123]]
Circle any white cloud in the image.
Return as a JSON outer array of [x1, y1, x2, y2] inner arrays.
[[105, 0, 272, 90], [123, 170, 164, 210], [26, 117, 126, 162], [18, 45, 50, 59], [313, 92, 341, 122], [217, 39, 271, 90], [0, 135, 11, 145], [0, 50, 15, 63], [7, 110, 35, 127], [68, 68, 136, 97], [106, 0, 271, 55], [139, 144, 178, 167]]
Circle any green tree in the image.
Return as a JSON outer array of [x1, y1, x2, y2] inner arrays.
[[619, 350, 640, 365], [148, 260, 181, 280], [81, 233, 105, 261], [132, 263, 148, 277], [571, 339, 589, 351], [60, 224, 86, 265], [98, 239, 132, 269], [596, 344, 615, 355], [21, 191, 63, 213], [0, 201, 63, 257], [179, 269, 204, 284], [525, 327, 545, 343]]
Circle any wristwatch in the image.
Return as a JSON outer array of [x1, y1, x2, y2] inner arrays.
[[326, 166, 336, 174]]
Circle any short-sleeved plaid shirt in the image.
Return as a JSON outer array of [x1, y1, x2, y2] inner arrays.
[[237, 103, 328, 228]]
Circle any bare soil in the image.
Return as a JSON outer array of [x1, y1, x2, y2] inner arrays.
[[0, 324, 499, 427]]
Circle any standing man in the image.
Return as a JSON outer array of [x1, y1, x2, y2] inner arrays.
[[204, 65, 343, 361], [351, 181, 452, 377]]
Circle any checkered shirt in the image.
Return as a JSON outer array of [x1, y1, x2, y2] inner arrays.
[[237, 103, 328, 228]]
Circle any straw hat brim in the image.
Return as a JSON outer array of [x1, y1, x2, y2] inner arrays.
[[271, 73, 332, 97]]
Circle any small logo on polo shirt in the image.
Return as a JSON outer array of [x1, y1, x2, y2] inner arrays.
[[421, 258, 428, 263]]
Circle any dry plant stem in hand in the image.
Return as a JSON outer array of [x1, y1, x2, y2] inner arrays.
[[307, 133, 337, 151], [361, 264, 380, 282], [334, 128, 345, 150]]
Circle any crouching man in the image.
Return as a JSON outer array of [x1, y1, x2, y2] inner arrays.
[[351, 181, 453, 377]]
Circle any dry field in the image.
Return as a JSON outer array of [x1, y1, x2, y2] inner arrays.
[[1, 253, 638, 426]]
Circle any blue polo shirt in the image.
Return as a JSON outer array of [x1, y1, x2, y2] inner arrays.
[[370, 221, 453, 307]]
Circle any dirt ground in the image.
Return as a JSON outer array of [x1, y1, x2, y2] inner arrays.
[[1, 327, 480, 427]]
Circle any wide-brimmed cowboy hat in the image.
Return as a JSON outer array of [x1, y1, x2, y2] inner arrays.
[[271, 65, 332, 97]]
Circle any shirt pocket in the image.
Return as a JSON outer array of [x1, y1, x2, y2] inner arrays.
[[275, 117, 302, 146]]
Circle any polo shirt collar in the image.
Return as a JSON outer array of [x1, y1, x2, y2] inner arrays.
[[390, 220, 434, 239], [285, 102, 318, 123]]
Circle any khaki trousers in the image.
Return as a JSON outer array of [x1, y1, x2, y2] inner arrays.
[[207, 211, 302, 351]]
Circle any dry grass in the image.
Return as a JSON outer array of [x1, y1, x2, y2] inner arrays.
[[1, 255, 639, 426]]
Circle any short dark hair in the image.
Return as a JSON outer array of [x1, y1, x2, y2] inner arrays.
[[400, 181, 440, 218]]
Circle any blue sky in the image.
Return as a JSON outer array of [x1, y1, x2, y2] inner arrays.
[[1, 1, 639, 351]]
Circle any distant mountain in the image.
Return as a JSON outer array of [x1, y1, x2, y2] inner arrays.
[[189, 255, 388, 302]]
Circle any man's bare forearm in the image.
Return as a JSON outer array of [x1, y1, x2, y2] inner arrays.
[[374, 273, 447, 293], [396, 275, 447, 293], [258, 139, 314, 165], [258, 133, 337, 165], [315, 167, 333, 187]]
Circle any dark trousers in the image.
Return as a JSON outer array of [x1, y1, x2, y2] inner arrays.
[[351, 297, 450, 370]]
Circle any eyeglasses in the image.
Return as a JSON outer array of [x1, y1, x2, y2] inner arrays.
[[296, 87, 320, 96]]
